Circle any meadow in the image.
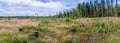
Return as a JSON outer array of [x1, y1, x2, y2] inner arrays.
[[0, 17, 120, 43]]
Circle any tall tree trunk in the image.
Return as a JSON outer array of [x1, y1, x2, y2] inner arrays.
[[115, 0, 118, 17]]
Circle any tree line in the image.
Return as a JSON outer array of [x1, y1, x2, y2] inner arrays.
[[55, 0, 120, 18]]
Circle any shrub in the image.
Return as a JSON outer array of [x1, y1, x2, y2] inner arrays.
[[13, 38, 27, 43], [64, 18, 72, 22], [18, 28, 23, 32], [39, 19, 49, 26], [79, 24, 85, 28], [34, 30, 39, 38], [68, 26, 80, 33]]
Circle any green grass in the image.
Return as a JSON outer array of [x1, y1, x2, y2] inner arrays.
[[1, 17, 120, 43]]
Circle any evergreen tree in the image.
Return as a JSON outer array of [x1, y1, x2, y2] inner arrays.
[[55, 0, 120, 18], [100, 0, 105, 17], [90, 1, 94, 17], [115, 0, 118, 17], [94, 0, 98, 17], [83, 2, 86, 17], [106, 0, 111, 16], [76, 3, 82, 17], [86, 2, 90, 17], [111, 0, 114, 16]]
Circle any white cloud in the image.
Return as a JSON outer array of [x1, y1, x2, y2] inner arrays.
[[118, 1, 120, 5], [0, 0, 65, 9], [0, 8, 5, 12], [0, 0, 67, 16], [79, 0, 88, 3], [0, 0, 90, 16], [0, 8, 8, 16]]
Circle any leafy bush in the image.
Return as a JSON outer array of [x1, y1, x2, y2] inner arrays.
[[64, 18, 72, 22], [13, 38, 27, 43], [68, 25, 81, 33], [38, 19, 49, 26]]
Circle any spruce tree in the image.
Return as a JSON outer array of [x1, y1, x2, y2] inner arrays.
[[115, 0, 118, 17]]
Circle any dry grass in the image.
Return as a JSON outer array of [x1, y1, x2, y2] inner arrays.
[[1, 17, 120, 43], [0, 19, 38, 27]]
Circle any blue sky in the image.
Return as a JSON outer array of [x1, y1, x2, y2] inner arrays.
[[0, 0, 119, 16]]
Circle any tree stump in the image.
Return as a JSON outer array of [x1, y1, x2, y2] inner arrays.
[[18, 28, 23, 32], [34, 30, 39, 38]]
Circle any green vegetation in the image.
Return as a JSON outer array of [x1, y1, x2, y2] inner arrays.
[[0, 0, 120, 43], [0, 17, 120, 43], [55, 0, 120, 18]]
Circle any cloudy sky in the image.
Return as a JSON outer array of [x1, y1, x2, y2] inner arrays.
[[0, 0, 119, 16]]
